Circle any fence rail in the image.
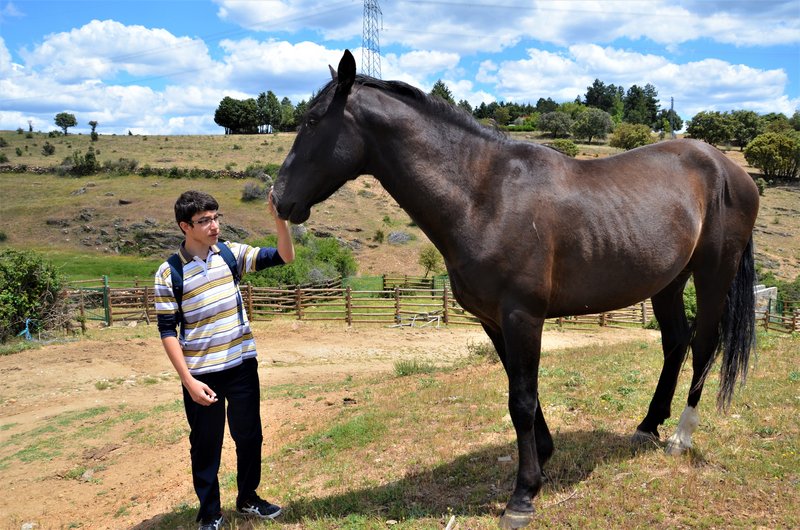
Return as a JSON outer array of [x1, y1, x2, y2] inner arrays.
[[63, 277, 799, 333]]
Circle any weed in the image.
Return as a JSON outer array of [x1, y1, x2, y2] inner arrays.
[[466, 339, 499, 364], [394, 359, 437, 376]]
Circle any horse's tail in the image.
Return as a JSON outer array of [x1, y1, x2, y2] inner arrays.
[[715, 236, 757, 410]]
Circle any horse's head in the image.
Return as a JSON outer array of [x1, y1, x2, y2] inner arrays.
[[272, 49, 366, 224]]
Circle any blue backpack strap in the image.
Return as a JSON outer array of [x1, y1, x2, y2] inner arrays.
[[218, 242, 245, 326], [166, 253, 185, 338]]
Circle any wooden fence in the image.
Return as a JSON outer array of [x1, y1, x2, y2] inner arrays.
[[64, 277, 798, 333]]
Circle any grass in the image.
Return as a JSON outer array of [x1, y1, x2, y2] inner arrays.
[[2, 331, 798, 527], [117, 330, 797, 529]]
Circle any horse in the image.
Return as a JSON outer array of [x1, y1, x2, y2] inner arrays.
[[273, 50, 759, 528]]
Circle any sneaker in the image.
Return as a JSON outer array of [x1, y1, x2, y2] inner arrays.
[[198, 514, 224, 530], [237, 496, 282, 520]]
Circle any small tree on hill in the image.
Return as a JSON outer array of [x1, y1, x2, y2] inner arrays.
[[539, 111, 573, 138], [418, 245, 444, 277], [54, 112, 77, 135]]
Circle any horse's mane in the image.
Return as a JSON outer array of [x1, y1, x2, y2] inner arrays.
[[310, 75, 509, 143]]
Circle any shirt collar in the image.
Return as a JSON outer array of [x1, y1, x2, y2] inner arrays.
[[178, 242, 220, 263]]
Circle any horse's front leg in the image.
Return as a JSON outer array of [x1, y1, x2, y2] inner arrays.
[[499, 310, 545, 529]]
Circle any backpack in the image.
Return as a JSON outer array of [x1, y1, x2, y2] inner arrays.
[[167, 242, 245, 337]]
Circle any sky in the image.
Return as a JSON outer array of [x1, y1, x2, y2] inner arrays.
[[0, 0, 798, 135]]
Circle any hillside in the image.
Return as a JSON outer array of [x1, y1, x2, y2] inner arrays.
[[1, 130, 798, 282]]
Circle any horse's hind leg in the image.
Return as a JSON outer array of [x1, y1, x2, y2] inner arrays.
[[634, 274, 691, 444], [665, 264, 738, 455]]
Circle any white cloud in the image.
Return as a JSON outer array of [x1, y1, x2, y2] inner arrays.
[[19, 19, 215, 83]]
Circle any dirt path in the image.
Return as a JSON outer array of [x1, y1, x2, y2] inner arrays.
[[0, 321, 658, 529]]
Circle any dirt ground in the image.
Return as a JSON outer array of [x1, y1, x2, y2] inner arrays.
[[0, 321, 658, 529]]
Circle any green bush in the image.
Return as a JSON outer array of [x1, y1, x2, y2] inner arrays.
[[548, 139, 579, 157], [243, 234, 357, 287], [0, 137, 7, 147], [744, 132, 800, 180], [0, 231, 6, 242], [59, 147, 99, 176], [610, 123, 654, 150], [0, 153, 8, 163], [15, 147, 22, 157], [754, 177, 767, 196], [42, 141, 56, 156], [0, 250, 67, 342]]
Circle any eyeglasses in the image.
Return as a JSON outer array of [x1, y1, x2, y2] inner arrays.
[[188, 213, 223, 227]]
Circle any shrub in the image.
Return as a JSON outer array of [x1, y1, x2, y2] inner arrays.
[[609, 123, 654, 150], [0, 231, 6, 242], [16, 128, 23, 134], [243, 234, 356, 287], [754, 177, 767, 196], [91, 131, 98, 142], [744, 132, 800, 180], [373, 229, 385, 243], [102, 158, 138, 174], [59, 147, 99, 176], [548, 139, 579, 157], [241, 181, 268, 202], [15, 147, 22, 157], [0, 153, 8, 163], [0, 250, 67, 342], [41, 142, 56, 156], [0, 137, 7, 147], [418, 244, 444, 276]]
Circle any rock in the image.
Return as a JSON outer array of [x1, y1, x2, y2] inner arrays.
[[118, 199, 133, 205], [388, 231, 412, 245]]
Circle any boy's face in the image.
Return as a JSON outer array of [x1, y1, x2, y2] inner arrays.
[[181, 209, 220, 248]]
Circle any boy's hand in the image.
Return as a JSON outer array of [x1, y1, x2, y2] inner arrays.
[[184, 377, 218, 406]]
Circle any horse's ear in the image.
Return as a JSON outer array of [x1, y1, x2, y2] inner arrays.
[[329, 64, 337, 81], [336, 49, 356, 95]]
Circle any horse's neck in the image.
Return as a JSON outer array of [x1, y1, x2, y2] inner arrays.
[[372, 117, 483, 253], [359, 93, 491, 251]]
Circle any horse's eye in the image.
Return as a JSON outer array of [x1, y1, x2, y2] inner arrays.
[[307, 117, 318, 128]]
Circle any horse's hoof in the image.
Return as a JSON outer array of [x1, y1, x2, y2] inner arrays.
[[665, 435, 691, 455], [631, 429, 659, 447], [499, 509, 534, 529]]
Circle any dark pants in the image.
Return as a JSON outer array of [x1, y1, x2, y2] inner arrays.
[[182, 357, 263, 522]]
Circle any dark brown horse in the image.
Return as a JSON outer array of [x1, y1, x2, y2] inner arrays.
[[273, 50, 759, 528]]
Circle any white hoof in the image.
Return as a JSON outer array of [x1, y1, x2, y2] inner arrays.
[[665, 405, 699, 456]]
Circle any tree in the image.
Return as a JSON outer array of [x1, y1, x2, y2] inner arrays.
[[539, 111, 573, 138], [493, 106, 511, 126], [88, 120, 99, 142], [293, 99, 308, 129], [653, 109, 683, 137], [418, 245, 443, 277], [535, 97, 559, 114], [609, 123, 654, 150], [623, 84, 659, 127], [457, 99, 472, 114], [584, 79, 624, 119], [744, 132, 800, 180], [572, 108, 613, 144], [686, 111, 734, 146], [279, 97, 295, 132], [264, 91, 281, 132], [214, 97, 259, 134], [730, 110, 764, 150], [430, 80, 455, 104], [54, 112, 77, 135]]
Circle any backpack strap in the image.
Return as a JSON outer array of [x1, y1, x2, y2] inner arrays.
[[218, 242, 245, 327], [166, 253, 185, 338]]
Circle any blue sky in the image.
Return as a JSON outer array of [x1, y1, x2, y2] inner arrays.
[[1, 0, 798, 134]]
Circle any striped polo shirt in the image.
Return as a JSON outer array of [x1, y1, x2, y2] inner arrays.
[[154, 241, 283, 375]]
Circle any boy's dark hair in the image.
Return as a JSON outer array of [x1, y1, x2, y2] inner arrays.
[[175, 191, 219, 233]]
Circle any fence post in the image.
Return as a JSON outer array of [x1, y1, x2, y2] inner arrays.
[[295, 286, 302, 320], [394, 287, 401, 324], [382, 274, 386, 291], [346, 286, 352, 326], [641, 301, 648, 326], [142, 286, 151, 324], [79, 289, 87, 333], [442, 284, 449, 324], [247, 284, 254, 320], [599, 312, 606, 327], [103, 275, 111, 326]]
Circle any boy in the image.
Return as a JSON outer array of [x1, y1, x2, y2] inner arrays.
[[154, 190, 294, 530]]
